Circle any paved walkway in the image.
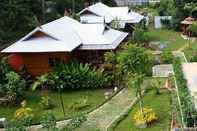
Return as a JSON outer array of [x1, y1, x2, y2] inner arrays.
[[76, 88, 136, 131]]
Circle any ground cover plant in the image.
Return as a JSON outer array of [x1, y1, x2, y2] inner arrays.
[[173, 58, 197, 127], [113, 89, 171, 131]]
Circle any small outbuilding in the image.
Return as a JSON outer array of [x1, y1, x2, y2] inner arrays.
[[1, 16, 128, 76], [181, 17, 196, 36]]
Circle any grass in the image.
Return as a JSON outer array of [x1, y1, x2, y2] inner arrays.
[[183, 41, 197, 62], [0, 89, 106, 124], [113, 90, 172, 131], [148, 28, 187, 51]]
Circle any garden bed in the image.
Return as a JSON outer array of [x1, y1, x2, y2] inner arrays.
[[112, 89, 172, 131], [0, 89, 107, 124]]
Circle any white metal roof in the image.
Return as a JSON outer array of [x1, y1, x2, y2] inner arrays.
[[1, 16, 128, 53], [79, 2, 144, 25]]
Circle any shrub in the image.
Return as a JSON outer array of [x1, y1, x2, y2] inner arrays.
[[117, 44, 154, 76], [3, 71, 26, 104], [133, 107, 158, 126], [188, 23, 197, 36], [39, 96, 55, 110], [0, 57, 11, 84], [133, 28, 151, 45], [173, 58, 197, 127], [41, 111, 58, 131], [160, 50, 174, 64], [160, 19, 172, 29], [50, 62, 108, 90], [63, 114, 87, 130], [14, 100, 34, 126]]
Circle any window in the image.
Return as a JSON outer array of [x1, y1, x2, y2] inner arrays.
[[48, 57, 62, 67]]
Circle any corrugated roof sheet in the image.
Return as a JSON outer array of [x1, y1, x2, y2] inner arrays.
[[1, 16, 128, 53], [79, 2, 144, 25]]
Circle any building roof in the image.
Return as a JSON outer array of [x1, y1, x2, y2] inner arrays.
[[181, 17, 196, 25], [1, 16, 128, 53], [79, 2, 144, 24]]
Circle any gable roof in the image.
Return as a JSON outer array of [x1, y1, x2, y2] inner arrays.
[[1, 16, 128, 53], [79, 2, 144, 24]]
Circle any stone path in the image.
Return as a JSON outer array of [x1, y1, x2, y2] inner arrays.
[[76, 88, 136, 131]]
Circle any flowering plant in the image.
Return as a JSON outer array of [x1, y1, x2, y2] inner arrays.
[[133, 107, 158, 126]]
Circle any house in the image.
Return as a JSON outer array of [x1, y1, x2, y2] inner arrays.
[[182, 63, 197, 108], [1, 16, 128, 76], [78, 2, 144, 28], [115, 0, 150, 6]]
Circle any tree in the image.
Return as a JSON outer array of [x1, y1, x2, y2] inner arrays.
[[117, 44, 153, 76], [129, 73, 146, 126], [158, 0, 175, 16], [0, 0, 42, 45]]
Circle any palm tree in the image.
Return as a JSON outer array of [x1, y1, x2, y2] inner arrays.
[[131, 73, 145, 114], [130, 73, 147, 127]]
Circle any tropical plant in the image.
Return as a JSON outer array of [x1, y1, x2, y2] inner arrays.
[[129, 74, 145, 115], [39, 96, 55, 110], [51, 62, 108, 90], [63, 114, 87, 130], [188, 23, 197, 36], [133, 28, 151, 45], [160, 50, 174, 64], [173, 58, 197, 127], [32, 74, 53, 91], [41, 111, 58, 131], [3, 71, 26, 104], [133, 107, 158, 126], [117, 44, 153, 76], [14, 100, 34, 126]]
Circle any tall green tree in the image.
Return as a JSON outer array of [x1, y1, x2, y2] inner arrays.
[[0, 0, 42, 45], [117, 44, 153, 76]]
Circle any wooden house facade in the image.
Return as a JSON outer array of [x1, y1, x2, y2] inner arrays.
[[1, 16, 128, 76]]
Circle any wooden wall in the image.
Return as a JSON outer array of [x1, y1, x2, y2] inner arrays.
[[20, 52, 70, 77]]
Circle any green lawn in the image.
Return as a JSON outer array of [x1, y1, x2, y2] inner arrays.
[[0, 89, 106, 123], [148, 28, 187, 51], [183, 41, 197, 61], [113, 90, 172, 131]]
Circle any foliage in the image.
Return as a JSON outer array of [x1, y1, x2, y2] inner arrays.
[[160, 19, 172, 29], [104, 51, 116, 64], [117, 44, 153, 76], [39, 96, 55, 110], [32, 74, 53, 91], [14, 101, 34, 126], [3, 71, 26, 104], [51, 62, 108, 90], [160, 50, 174, 64], [173, 58, 197, 127], [158, 0, 175, 16], [63, 114, 87, 130], [0, 0, 41, 44], [0, 57, 11, 84], [41, 111, 58, 131], [133, 107, 158, 126], [133, 28, 151, 45], [188, 23, 197, 36], [113, 90, 171, 131]]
